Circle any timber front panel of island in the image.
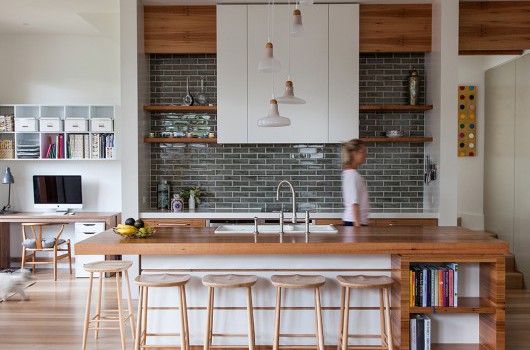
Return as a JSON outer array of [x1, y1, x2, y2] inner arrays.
[[76, 226, 508, 349], [0, 212, 121, 268]]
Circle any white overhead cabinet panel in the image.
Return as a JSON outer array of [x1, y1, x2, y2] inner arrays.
[[247, 4, 329, 143], [217, 5, 248, 143], [216, 4, 359, 143]]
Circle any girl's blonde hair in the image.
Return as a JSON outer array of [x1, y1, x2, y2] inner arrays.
[[341, 139, 365, 168]]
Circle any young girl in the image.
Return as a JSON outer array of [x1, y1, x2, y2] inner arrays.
[[341, 139, 370, 227]]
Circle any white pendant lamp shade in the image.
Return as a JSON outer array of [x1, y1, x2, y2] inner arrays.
[[276, 80, 306, 104], [299, 0, 314, 4], [290, 9, 304, 37], [258, 42, 281, 73], [257, 99, 291, 127]]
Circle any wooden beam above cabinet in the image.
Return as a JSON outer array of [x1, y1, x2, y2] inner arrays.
[[459, 1, 530, 54], [144, 5, 216, 54], [359, 4, 432, 53]]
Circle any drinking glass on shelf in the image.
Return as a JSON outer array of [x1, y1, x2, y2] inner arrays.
[[196, 76, 209, 106]]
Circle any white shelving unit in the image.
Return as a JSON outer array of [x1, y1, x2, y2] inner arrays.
[[0, 104, 115, 160]]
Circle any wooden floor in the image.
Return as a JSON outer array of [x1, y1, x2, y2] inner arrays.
[[0, 269, 529, 349]]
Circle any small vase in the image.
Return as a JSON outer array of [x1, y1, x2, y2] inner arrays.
[[188, 190, 196, 210], [171, 194, 184, 212], [408, 66, 420, 106]]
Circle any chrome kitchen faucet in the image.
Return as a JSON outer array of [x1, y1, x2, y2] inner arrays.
[[276, 180, 297, 224]]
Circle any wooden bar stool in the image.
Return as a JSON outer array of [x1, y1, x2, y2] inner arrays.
[[202, 274, 258, 350], [134, 273, 191, 350], [337, 275, 394, 350], [271, 274, 326, 350], [82, 260, 136, 350], [20, 222, 72, 281]]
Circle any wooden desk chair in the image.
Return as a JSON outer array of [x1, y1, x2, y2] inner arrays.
[[20, 222, 72, 281]]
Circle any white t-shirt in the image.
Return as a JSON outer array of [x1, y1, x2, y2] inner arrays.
[[342, 169, 370, 225]]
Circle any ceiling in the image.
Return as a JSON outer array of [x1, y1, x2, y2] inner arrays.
[[0, 0, 119, 35]]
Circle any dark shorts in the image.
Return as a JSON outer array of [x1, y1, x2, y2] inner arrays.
[[343, 221, 367, 226]]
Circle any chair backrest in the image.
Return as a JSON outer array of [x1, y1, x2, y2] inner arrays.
[[22, 223, 66, 250]]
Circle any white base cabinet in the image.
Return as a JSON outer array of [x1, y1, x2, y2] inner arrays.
[[74, 222, 105, 278], [217, 4, 359, 144]]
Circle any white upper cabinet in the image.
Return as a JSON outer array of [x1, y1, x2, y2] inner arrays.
[[217, 4, 359, 143]]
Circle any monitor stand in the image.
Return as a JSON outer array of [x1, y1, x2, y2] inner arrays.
[[40, 209, 70, 216]]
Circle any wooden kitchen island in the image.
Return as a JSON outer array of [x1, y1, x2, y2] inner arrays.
[[76, 226, 508, 350]]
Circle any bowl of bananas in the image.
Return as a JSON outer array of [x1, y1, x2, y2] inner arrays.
[[113, 224, 156, 239]]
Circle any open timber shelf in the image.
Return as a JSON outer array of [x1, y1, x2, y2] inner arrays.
[[143, 105, 217, 113], [360, 137, 433, 142], [359, 104, 433, 111], [409, 297, 497, 314], [144, 137, 217, 143]]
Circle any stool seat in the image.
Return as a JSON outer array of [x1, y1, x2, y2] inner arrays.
[[337, 275, 393, 289], [134, 273, 191, 287], [202, 274, 258, 288], [271, 274, 326, 289], [84, 260, 133, 273]]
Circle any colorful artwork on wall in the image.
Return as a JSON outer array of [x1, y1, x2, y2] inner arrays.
[[458, 85, 477, 157]]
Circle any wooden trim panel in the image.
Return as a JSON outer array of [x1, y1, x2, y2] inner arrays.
[[360, 4, 432, 53], [144, 6, 216, 54], [314, 218, 438, 226], [459, 2, 530, 53], [142, 218, 206, 228]]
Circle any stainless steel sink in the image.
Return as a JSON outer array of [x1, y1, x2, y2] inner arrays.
[[214, 224, 338, 234]]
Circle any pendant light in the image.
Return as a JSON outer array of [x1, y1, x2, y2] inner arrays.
[[290, 7, 304, 37], [258, 63, 291, 127], [258, 0, 281, 73], [276, 0, 306, 105]]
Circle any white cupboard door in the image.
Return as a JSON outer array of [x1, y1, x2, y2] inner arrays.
[[217, 5, 248, 143], [329, 4, 359, 143], [247, 4, 329, 143]]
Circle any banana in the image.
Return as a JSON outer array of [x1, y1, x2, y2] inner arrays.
[[117, 224, 135, 229], [117, 227, 137, 234]]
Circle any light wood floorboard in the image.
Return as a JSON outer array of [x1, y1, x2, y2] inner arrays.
[[1, 270, 529, 349]]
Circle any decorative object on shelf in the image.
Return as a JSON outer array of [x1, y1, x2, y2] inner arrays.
[[157, 180, 170, 210], [182, 77, 194, 106], [258, 1, 281, 73], [0, 167, 15, 214], [458, 85, 477, 157], [171, 194, 184, 212], [408, 66, 420, 105], [196, 76, 209, 106], [424, 155, 437, 185], [188, 190, 196, 210], [181, 186, 206, 210], [386, 130, 404, 138], [277, 0, 306, 105]]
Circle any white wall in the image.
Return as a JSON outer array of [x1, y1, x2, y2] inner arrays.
[[0, 27, 121, 259]]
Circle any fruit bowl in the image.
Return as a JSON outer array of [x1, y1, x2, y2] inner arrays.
[[113, 226, 156, 239]]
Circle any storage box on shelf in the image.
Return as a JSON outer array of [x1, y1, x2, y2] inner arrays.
[[0, 104, 115, 160]]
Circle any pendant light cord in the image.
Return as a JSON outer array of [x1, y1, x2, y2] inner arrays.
[[267, 0, 271, 42], [287, 0, 291, 80]]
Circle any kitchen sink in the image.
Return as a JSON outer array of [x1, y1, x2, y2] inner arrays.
[[214, 224, 338, 234]]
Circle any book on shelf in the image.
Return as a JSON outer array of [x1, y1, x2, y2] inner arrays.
[[410, 263, 458, 307], [410, 314, 431, 350], [91, 133, 114, 159]]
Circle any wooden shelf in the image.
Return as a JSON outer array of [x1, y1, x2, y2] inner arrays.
[[431, 344, 486, 350], [360, 104, 433, 111], [361, 137, 433, 142], [144, 137, 217, 143], [144, 105, 217, 113], [410, 297, 496, 314]]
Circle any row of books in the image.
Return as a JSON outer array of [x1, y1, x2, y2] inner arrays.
[[91, 133, 114, 159], [67, 134, 90, 159], [410, 314, 431, 350], [45, 135, 65, 159], [0, 115, 14, 132], [410, 263, 458, 307]]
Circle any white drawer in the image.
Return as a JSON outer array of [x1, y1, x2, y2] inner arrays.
[[90, 118, 113, 132], [75, 222, 106, 234], [15, 118, 38, 132], [65, 118, 88, 132], [39, 118, 63, 132]]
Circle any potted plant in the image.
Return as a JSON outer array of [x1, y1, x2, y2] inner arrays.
[[181, 186, 206, 210]]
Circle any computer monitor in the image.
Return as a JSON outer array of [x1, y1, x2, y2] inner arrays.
[[33, 175, 83, 212]]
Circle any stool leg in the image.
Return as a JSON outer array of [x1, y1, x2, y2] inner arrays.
[[95, 272, 103, 340], [273, 287, 282, 350], [82, 272, 94, 350], [68, 241, 73, 274], [116, 272, 127, 350], [135, 286, 144, 350], [53, 245, 58, 281], [384, 287, 394, 350], [204, 287, 214, 350], [379, 288, 386, 348], [179, 286, 187, 350], [337, 286, 345, 350], [142, 287, 149, 345], [341, 287, 350, 350], [124, 270, 136, 341], [246, 286, 256, 350], [21, 246, 26, 270], [180, 285, 190, 350], [315, 287, 325, 350]]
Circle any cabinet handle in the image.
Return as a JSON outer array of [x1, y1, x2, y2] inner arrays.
[[83, 232, 96, 234], [158, 223, 190, 226], [73, 124, 79, 127], [82, 224, 96, 226], [46, 123, 53, 127], [98, 123, 104, 127], [22, 125, 28, 128]]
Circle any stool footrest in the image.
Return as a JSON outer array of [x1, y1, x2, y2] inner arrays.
[[212, 333, 250, 337], [140, 345, 186, 349], [279, 333, 318, 338], [145, 332, 182, 337], [347, 334, 385, 339]]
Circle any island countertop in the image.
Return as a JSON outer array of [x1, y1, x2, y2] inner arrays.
[[75, 226, 508, 256]]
